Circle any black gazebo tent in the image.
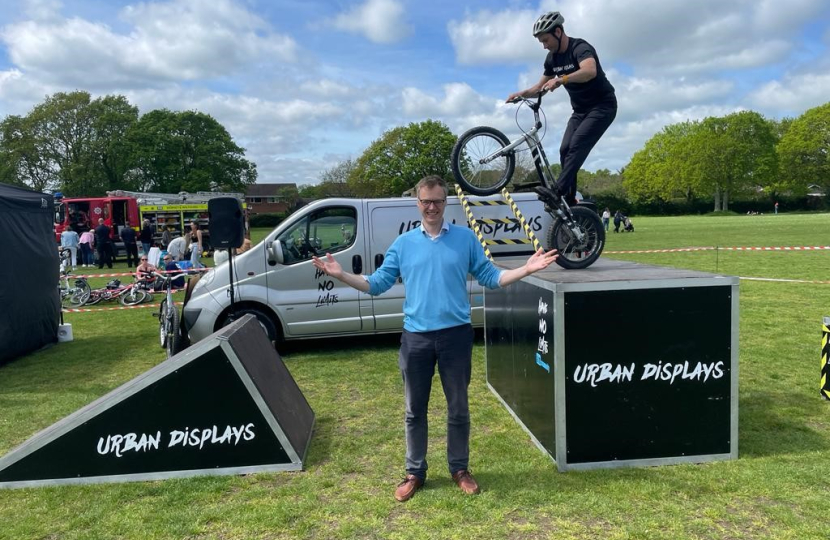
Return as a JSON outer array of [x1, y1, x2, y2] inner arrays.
[[0, 183, 60, 364]]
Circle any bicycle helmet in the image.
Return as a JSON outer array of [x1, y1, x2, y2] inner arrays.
[[533, 11, 564, 37]]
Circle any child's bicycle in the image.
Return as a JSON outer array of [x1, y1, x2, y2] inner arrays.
[[84, 278, 149, 306], [59, 270, 91, 308], [451, 92, 604, 269], [58, 248, 90, 308]]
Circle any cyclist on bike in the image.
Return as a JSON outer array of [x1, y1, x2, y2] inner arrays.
[[506, 11, 617, 206]]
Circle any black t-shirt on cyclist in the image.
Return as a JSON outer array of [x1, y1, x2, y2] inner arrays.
[[544, 37, 616, 112]]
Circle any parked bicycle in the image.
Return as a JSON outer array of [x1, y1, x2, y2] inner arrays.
[[59, 269, 91, 309], [451, 92, 605, 269], [150, 271, 182, 358]]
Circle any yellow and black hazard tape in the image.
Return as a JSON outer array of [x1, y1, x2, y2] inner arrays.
[[455, 184, 493, 260], [484, 238, 533, 245], [465, 199, 509, 206], [822, 318, 830, 400], [500, 188, 542, 252]]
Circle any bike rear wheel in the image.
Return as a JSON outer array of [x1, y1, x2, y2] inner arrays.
[[451, 126, 515, 196], [158, 299, 169, 348], [546, 206, 605, 270], [165, 306, 181, 358]]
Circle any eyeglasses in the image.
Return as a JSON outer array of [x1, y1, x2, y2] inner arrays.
[[418, 199, 446, 208], [140, 258, 148, 261]]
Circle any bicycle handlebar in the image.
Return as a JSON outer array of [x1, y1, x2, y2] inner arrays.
[[507, 90, 546, 108]]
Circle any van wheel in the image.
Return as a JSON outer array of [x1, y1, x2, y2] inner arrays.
[[221, 308, 280, 344]]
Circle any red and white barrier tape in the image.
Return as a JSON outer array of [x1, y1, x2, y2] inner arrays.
[[606, 245, 830, 254], [67, 267, 211, 279], [63, 301, 183, 313], [739, 277, 830, 285]]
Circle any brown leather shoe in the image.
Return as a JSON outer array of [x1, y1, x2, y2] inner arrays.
[[394, 474, 424, 502], [452, 469, 480, 495]]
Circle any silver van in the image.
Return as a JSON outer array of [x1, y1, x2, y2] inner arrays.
[[182, 193, 552, 344]]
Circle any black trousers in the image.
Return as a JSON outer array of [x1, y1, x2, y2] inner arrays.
[[97, 243, 113, 268], [124, 243, 139, 267], [556, 101, 617, 201]]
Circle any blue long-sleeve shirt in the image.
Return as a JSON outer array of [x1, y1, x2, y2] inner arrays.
[[365, 222, 503, 332]]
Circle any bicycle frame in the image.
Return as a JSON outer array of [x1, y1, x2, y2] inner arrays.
[[497, 94, 585, 239]]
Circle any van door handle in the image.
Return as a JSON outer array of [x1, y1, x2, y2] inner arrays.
[[352, 255, 362, 274], [374, 254, 384, 269]]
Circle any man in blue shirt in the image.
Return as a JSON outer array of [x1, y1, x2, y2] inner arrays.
[[312, 175, 558, 502]]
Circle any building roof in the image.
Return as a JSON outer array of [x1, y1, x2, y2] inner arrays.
[[245, 183, 297, 197]]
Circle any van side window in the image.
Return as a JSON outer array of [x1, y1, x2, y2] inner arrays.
[[277, 207, 357, 264]]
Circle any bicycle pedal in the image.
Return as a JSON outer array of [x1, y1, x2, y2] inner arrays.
[[533, 186, 559, 206]]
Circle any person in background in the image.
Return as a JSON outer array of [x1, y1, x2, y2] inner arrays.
[[95, 218, 113, 269], [167, 235, 187, 261], [161, 224, 175, 250], [79, 228, 95, 267], [120, 220, 139, 268], [601, 207, 611, 232], [162, 253, 185, 288], [613, 210, 623, 233], [60, 225, 80, 270], [187, 221, 204, 269], [135, 255, 157, 290], [139, 218, 153, 257], [312, 175, 559, 502]]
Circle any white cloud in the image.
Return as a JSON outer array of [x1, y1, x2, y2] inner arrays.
[[1, 0, 298, 88], [402, 83, 493, 117], [330, 0, 411, 44], [748, 72, 830, 116], [449, 0, 827, 75], [0, 68, 58, 116], [448, 9, 540, 65]]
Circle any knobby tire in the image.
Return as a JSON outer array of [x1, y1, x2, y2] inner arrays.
[[451, 126, 515, 196]]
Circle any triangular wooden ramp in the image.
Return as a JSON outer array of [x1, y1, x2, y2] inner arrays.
[[0, 315, 314, 488]]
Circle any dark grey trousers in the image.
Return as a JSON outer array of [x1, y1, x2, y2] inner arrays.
[[556, 101, 617, 201], [399, 323, 474, 480]]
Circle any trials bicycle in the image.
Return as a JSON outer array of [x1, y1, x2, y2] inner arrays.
[[451, 92, 605, 269]]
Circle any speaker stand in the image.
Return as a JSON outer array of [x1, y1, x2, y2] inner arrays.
[[226, 248, 237, 322]]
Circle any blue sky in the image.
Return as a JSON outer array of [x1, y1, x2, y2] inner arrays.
[[1, 0, 828, 186]]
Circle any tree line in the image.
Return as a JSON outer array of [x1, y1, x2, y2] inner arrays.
[[303, 103, 830, 214], [0, 91, 257, 196], [624, 104, 830, 211]]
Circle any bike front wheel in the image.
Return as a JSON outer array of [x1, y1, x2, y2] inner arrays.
[[120, 289, 147, 306], [158, 299, 169, 348], [71, 280, 91, 307], [546, 206, 605, 270], [451, 126, 515, 196]]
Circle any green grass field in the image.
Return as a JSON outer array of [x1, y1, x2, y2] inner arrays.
[[2, 213, 830, 539]]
